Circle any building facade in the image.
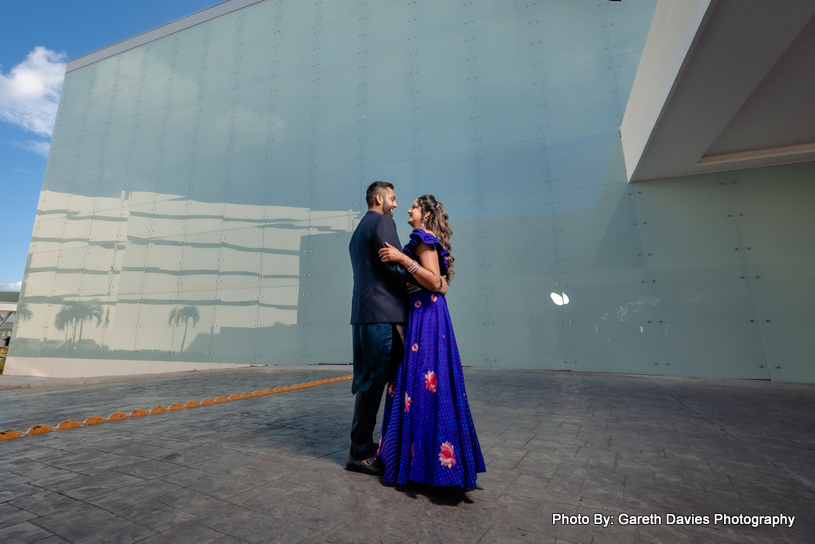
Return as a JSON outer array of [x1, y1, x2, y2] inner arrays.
[[7, 0, 815, 381]]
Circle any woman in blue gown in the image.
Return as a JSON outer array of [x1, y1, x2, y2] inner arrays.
[[377, 194, 485, 489]]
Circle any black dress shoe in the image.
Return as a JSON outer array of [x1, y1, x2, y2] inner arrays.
[[345, 454, 384, 476]]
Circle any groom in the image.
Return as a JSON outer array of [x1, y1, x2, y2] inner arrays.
[[346, 181, 445, 475]]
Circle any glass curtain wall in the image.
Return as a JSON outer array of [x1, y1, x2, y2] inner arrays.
[[11, 0, 815, 382]]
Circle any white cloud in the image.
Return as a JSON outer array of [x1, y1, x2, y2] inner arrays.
[[0, 281, 22, 292], [9, 139, 51, 157], [0, 46, 66, 137], [24, 139, 51, 157]]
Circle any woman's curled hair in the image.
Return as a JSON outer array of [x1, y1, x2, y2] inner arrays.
[[416, 194, 455, 282]]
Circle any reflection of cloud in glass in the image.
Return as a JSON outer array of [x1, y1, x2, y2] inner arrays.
[[550, 292, 570, 306]]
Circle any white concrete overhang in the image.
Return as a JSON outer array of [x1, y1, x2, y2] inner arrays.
[[621, 0, 815, 182]]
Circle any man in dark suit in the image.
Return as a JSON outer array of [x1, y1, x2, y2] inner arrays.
[[346, 181, 445, 475]]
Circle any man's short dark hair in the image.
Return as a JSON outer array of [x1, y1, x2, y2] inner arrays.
[[366, 181, 394, 208]]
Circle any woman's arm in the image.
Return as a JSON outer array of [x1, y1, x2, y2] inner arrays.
[[379, 242, 447, 294], [373, 215, 418, 287]]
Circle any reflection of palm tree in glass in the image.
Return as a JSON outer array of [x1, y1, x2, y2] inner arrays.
[[55, 305, 73, 345], [76, 302, 103, 346], [16, 303, 33, 322], [54, 301, 103, 347], [168, 306, 199, 353]]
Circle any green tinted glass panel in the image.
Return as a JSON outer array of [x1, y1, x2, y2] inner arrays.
[[14, 0, 812, 383]]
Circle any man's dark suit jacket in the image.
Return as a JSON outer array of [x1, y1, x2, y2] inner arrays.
[[349, 210, 415, 324]]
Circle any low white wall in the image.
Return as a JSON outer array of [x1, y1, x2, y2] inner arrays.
[[3, 356, 249, 378]]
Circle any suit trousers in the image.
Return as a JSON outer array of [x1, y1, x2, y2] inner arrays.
[[350, 323, 404, 460]]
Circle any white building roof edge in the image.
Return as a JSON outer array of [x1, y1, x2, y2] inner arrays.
[[66, 0, 265, 73]]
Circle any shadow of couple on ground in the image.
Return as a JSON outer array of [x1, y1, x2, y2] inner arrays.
[[388, 480, 477, 506]]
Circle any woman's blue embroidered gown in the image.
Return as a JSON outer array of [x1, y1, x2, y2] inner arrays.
[[377, 229, 485, 489]]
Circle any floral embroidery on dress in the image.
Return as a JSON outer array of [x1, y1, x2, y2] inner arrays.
[[415, 301, 422, 308], [439, 441, 456, 468], [431, 294, 437, 302], [388, 383, 395, 397], [405, 392, 412, 412], [376, 436, 382, 457], [424, 371, 437, 393], [411, 343, 419, 352]]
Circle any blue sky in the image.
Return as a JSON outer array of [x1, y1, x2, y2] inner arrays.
[[0, 0, 222, 290]]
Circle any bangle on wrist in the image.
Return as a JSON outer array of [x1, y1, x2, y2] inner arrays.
[[407, 260, 420, 274]]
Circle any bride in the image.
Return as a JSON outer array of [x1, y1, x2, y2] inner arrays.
[[377, 194, 485, 489]]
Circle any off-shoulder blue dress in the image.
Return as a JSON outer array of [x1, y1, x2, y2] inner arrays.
[[377, 229, 485, 489]]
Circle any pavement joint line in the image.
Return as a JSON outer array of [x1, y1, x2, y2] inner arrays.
[[0, 374, 352, 441]]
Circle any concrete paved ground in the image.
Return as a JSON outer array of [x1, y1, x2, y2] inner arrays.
[[1, 368, 813, 543]]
